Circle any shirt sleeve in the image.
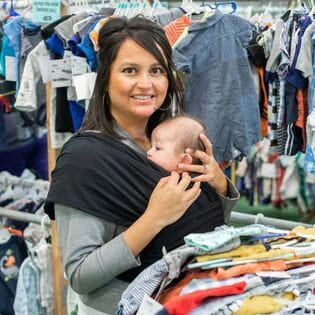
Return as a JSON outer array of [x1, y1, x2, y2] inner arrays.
[[172, 35, 192, 74], [55, 203, 141, 295], [216, 177, 240, 224]]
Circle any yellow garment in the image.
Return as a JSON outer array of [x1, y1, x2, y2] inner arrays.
[[293, 226, 315, 241], [196, 245, 267, 263], [233, 248, 293, 262], [233, 295, 284, 315], [281, 292, 296, 300], [293, 226, 315, 235]]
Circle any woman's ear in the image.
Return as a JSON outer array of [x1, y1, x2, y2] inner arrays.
[[180, 153, 193, 165]]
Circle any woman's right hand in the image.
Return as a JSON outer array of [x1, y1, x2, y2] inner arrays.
[[145, 172, 201, 229]]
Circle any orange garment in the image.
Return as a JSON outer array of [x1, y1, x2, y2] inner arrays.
[[89, 17, 109, 51], [257, 67, 268, 137], [208, 260, 289, 280], [295, 88, 308, 151], [164, 16, 191, 47], [5, 227, 22, 237]]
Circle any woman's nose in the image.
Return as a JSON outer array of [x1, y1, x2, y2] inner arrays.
[[147, 148, 152, 157], [137, 73, 153, 89]]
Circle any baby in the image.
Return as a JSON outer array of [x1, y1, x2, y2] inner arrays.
[[147, 115, 206, 172]]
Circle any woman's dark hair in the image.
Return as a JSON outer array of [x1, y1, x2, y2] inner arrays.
[[81, 16, 184, 138]]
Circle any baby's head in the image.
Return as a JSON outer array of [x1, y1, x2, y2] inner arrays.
[[147, 115, 206, 172]]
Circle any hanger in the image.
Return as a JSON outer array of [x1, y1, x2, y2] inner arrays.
[[149, 0, 168, 18], [21, 0, 32, 18], [207, 1, 237, 14], [107, 0, 117, 9], [181, 0, 203, 15], [0, 226, 12, 244], [8, 0, 20, 17]]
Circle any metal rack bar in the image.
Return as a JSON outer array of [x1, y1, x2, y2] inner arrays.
[[0, 207, 50, 226], [230, 211, 314, 229]]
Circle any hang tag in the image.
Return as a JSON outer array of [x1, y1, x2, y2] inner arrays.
[[50, 52, 72, 88], [136, 294, 163, 315], [38, 55, 52, 83], [5, 56, 16, 81], [71, 55, 87, 78], [260, 162, 278, 179], [73, 72, 97, 100]]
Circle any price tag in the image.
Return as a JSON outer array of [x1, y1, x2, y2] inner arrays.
[[136, 294, 163, 315], [5, 56, 16, 81], [71, 55, 87, 77], [73, 72, 97, 100], [50, 51, 72, 88]]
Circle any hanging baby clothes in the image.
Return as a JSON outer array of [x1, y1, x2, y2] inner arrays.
[[173, 11, 261, 161]]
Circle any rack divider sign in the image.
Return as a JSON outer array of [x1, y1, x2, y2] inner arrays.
[[33, 0, 61, 24]]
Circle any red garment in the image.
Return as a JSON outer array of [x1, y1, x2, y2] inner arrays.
[[295, 88, 308, 152], [164, 281, 246, 315], [159, 270, 210, 304], [164, 16, 191, 47], [0, 96, 11, 113], [257, 67, 268, 137]]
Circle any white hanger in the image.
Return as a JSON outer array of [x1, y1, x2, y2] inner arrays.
[[21, 0, 32, 18], [108, 0, 117, 9], [181, 0, 202, 15], [0, 227, 11, 245], [149, 0, 168, 18]]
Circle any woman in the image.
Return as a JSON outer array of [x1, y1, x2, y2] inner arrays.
[[45, 16, 239, 314]]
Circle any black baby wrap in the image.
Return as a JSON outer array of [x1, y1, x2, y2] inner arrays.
[[45, 132, 224, 280]]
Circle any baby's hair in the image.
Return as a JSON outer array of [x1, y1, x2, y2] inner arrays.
[[159, 114, 207, 163]]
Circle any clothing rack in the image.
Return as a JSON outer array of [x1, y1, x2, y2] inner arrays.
[[0, 206, 51, 226], [230, 211, 314, 229]]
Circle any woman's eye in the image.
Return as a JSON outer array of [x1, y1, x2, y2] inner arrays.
[[122, 68, 136, 74], [151, 67, 165, 75]]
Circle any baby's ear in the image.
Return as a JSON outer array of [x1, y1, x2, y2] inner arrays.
[[180, 153, 193, 165]]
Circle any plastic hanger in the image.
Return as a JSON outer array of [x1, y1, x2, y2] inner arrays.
[[207, 1, 237, 14], [8, 0, 20, 17], [149, 0, 168, 18], [181, 0, 202, 15], [21, 0, 32, 18], [0, 227, 11, 244]]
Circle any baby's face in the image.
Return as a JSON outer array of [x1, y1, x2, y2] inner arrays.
[[147, 125, 182, 172]]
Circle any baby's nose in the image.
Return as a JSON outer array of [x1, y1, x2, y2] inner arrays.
[[147, 148, 153, 157]]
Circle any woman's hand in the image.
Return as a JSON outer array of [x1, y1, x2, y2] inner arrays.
[[178, 133, 228, 196], [145, 172, 201, 229], [124, 172, 200, 256]]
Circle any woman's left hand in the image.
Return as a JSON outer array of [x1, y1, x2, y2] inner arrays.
[[178, 133, 228, 196]]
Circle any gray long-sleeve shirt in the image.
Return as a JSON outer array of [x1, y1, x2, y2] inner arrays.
[[55, 180, 239, 314], [55, 127, 239, 313]]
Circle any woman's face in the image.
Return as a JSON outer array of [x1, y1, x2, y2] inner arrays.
[[108, 39, 169, 124]]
